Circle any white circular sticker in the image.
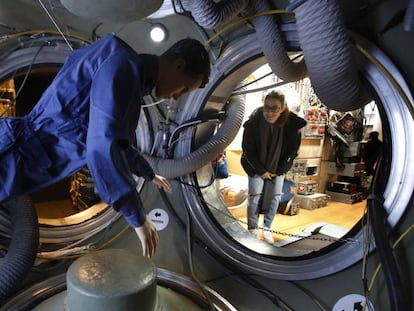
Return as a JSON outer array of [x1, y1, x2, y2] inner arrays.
[[333, 294, 374, 311], [148, 208, 169, 231]]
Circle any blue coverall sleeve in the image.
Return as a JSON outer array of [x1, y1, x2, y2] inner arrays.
[[86, 53, 150, 228], [123, 145, 155, 181]]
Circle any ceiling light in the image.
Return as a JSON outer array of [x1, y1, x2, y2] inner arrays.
[[150, 23, 167, 43]]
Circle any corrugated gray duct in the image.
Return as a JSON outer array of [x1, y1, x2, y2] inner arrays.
[[143, 97, 245, 179], [186, 0, 249, 29], [294, 0, 364, 111], [188, 0, 307, 82], [0, 196, 39, 304], [245, 0, 308, 82], [189, 0, 365, 110]]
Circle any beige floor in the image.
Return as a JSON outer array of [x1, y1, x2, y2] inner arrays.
[[35, 192, 367, 245], [231, 199, 366, 241]]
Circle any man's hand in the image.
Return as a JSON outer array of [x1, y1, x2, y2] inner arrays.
[[152, 174, 172, 193], [134, 217, 159, 258]]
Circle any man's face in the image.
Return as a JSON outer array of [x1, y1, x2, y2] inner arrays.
[[155, 58, 203, 100]]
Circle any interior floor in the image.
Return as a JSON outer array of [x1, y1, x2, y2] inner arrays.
[[220, 174, 366, 246], [34, 173, 366, 251], [235, 200, 366, 243]]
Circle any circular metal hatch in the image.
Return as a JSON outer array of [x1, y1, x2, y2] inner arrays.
[[0, 29, 413, 282], [174, 32, 414, 280]]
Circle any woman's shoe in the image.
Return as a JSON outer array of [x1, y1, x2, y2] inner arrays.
[[248, 229, 259, 239], [263, 227, 274, 244]]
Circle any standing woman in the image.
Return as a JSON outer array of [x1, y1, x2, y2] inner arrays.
[[241, 91, 306, 243]]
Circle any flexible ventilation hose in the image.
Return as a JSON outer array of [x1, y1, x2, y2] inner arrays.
[[246, 0, 308, 82], [366, 150, 408, 311], [190, 0, 366, 111], [154, 0, 366, 180], [143, 96, 245, 179], [293, 0, 365, 111], [368, 195, 408, 310], [0, 196, 39, 304], [186, 0, 249, 29]]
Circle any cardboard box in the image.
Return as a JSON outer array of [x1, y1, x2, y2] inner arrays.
[[294, 193, 329, 210], [297, 181, 318, 195], [326, 191, 363, 204]]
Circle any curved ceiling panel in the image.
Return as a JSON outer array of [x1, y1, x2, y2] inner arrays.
[[60, 0, 163, 22]]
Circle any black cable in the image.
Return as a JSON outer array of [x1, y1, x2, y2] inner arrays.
[[167, 117, 222, 157], [290, 281, 329, 311], [368, 154, 408, 310], [1, 42, 47, 117], [233, 71, 274, 92], [368, 193, 407, 310], [232, 54, 303, 94], [159, 185, 293, 310], [173, 0, 192, 17], [158, 189, 214, 310], [142, 102, 155, 147], [175, 172, 216, 189]]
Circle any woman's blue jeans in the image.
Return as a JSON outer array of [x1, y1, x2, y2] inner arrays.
[[247, 174, 285, 229]]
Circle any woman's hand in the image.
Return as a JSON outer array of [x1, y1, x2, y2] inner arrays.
[[152, 174, 172, 193], [260, 171, 276, 180]]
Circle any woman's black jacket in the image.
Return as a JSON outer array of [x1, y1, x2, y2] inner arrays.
[[241, 108, 307, 177]]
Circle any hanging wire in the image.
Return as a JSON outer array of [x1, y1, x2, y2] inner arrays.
[[181, 177, 360, 245], [204, 9, 290, 46], [0, 42, 47, 117], [184, 194, 216, 311], [37, 0, 73, 51], [36, 225, 130, 260], [361, 203, 374, 310], [364, 222, 414, 310], [160, 185, 294, 310]]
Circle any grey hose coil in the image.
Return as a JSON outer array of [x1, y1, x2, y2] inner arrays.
[[190, 0, 366, 111], [246, 0, 308, 82], [187, 0, 307, 81], [143, 96, 245, 179], [0, 196, 39, 304], [294, 0, 364, 111], [187, 0, 249, 29]]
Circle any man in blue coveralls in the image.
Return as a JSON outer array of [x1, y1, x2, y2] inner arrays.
[[0, 33, 211, 258]]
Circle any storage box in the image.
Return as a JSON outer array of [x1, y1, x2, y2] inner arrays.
[[290, 159, 308, 174], [328, 162, 365, 177], [327, 181, 357, 194], [297, 181, 318, 195], [342, 141, 364, 157], [303, 121, 326, 138], [326, 191, 363, 204], [294, 193, 329, 210]]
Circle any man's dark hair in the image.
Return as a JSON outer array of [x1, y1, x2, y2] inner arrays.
[[162, 38, 210, 88]]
